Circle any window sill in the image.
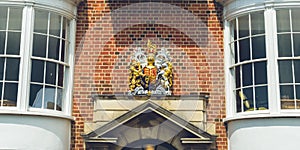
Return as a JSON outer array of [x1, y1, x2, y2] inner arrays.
[[0, 108, 74, 121], [224, 111, 300, 123]]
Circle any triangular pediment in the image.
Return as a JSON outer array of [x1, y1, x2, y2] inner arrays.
[[84, 101, 215, 148]]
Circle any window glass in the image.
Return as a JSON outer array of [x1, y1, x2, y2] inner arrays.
[[34, 10, 48, 34], [280, 85, 294, 109], [8, 8, 22, 30], [277, 9, 290, 32], [48, 37, 60, 60], [0, 8, 7, 30], [33, 34, 47, 57], [252, 36, 266, 59], [49, 14, 61, 36], [236, 90, 242, 112], [242, 63, 253, 86], [235, 66, 240, 88], [243, 88, 254, 111], [0, 58, 4, 80], [254, 61, 267, 85], [7, 32, 21, 55], [0, 32, 5, 54], [251, 12, 265, 35], [6, 58, 20, 81], [238, 15, 249, 38], [45, 62, 57, 85], [296, 85, 300, 99], [278, 60, 293, 83], [295, 60, 300, 83], [31, 60, 44, 83], [292, 9, 300, 32], [278, 34, 292, 57], [4, 83, 18, 104], [293, 34, 300, 57], [255, 86, 268, 109], [239, 39, 250, 62], [29, 84, 43, 107]]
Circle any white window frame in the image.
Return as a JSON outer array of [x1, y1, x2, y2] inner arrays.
[[225, 5, 300, 118], [227, 11, 269, 115], [275, 8, 300, 112], [0, 2, 76, 117]]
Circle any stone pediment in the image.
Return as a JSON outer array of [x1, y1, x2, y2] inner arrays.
[[83, 100, 216, 150]]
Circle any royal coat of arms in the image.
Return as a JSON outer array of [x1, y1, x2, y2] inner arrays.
[[129, 40, 173, 96]]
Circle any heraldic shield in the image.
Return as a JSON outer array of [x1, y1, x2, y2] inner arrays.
[[129, 40, 173, 96]]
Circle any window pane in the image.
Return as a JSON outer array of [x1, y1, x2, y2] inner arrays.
[[236, 90, 242, 112], [238, 15, 249, 38], [293, 34, 300, 57], [7, 32, 21, 55], [8, 7, 22, 30], [239, 38, 250, 62], [58, 65, 64, 87], [0, 32, 5, 54], [278, 60, 293, 83], [32, 34, 47, 58], [251, 12, 265, 35], [31, 60, 44, 83], [252, 36, 266, 59], [3, 83, 18, 103], [230, 19, 237, 40], [45, 86, 56, 110], [243, 88, 254, 111], [255, 86, 268, 110], [292, 9, 300, 32], [0, 58, 4, 80], [49, 14, 61, 36], [297, 85, 300, 100], [0, 7, 7, 30], [242, 63, 253, 86], [278, 34, 292, 57], [235, 66, 241, 88], [61, 40, 66, 62], [62, 18, 67, 39], [277, 9, 290, 32], [56, 88, 62, 111], [48, 37, 60, 60], [6, 58, 20, 81], [29, 84, 43, 108], [280, 85, 294, 109], [34, 10, 48, 34], [254, 61, 267, 85], [46, 62, 57, 85], [295, 60, 300, 83]]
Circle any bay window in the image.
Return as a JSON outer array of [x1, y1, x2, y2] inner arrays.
[[29, 10, 70, 111], [0, 3, 75, 116], [227, 7, 300, 115], [0, 6, 22, 107], [229, 11, 268, 113], [277, 9, 300, 110]]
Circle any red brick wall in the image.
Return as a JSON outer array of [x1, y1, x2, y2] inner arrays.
[[72, 0, 226, 149]]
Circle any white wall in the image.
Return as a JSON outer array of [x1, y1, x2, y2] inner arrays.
[[0, 115, 71, 150], [228, 118, 300, 150]]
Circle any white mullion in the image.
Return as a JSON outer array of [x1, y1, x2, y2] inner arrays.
[[41, 12, 51, 109], [249, 14, 257, 110], [266, 8, 281, 113], [236, 17, 244, 112], [19, 6, 34, 111], [289, 9, 297, 109], [2, 7, 9, 102]]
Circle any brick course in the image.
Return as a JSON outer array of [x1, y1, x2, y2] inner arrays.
[[73, 0, 225, 149]]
